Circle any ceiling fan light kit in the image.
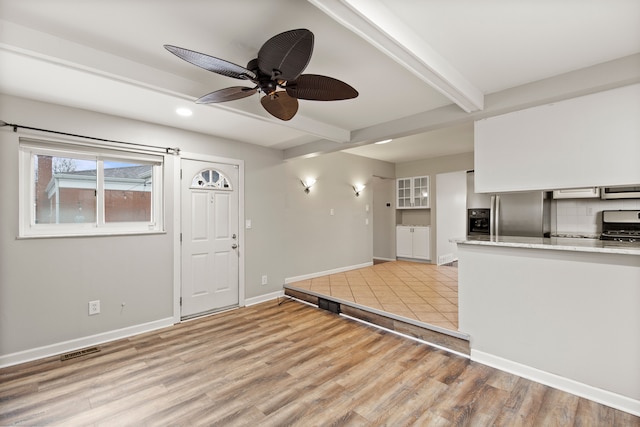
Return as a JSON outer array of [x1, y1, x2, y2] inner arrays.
[[165, 29, 358, 121]]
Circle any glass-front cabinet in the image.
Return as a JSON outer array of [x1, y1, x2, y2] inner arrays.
[[396, 176, 429, 209]]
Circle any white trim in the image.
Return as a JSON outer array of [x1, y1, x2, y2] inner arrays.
[[174, 151, 246, 321], [18, 139, 166, 237], [471, 349, 640, 417], [0, 317, 175, 369], [373, 257, 395, 262], [244, 290, 285, 306], [284, 262, 373, 284], [308, 0, 483, 112], [171, 154, 181, 324]]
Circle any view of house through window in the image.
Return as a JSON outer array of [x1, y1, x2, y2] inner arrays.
[[103, 161, 153, 223], [21, 140, 163, 237], [34, 156, 153, 224], [35, 155, 97, 224]]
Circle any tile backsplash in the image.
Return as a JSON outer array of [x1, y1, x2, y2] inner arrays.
[[555, 198, 640, 235]]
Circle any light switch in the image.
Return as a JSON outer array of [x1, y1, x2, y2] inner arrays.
[[365, 204, 370, 212], [330, 209, 335, 216], [246, 219, 252, 229], [365, 218, 369, 225]]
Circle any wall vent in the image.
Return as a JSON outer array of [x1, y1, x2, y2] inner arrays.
[[61, 346, 100, 361], [318, 298, 341, 314]]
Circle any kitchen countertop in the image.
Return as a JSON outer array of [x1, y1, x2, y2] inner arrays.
[[451, 235, 640, 256]]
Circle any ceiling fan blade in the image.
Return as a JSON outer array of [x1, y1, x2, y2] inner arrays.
[[260, 91, 299, 121], [285, 74, 358, 101], [258, 29, 314, 81], [164, 45, 256, 80], [196, 86, 257, 104]]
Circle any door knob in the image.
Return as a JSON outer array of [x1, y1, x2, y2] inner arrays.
[[231, 244, 238, 249]]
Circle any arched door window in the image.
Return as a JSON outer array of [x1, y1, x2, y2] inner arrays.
[[190, 168, 232, 190]]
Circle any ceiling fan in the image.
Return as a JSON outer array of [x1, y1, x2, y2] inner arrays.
[[164, 29, 358, 121]]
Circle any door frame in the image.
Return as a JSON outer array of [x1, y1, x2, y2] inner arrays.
[[172, 151, 245, 324]]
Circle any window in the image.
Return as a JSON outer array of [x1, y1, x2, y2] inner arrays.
[[190, 168, 232, 190], [19, 139, 164, 237]]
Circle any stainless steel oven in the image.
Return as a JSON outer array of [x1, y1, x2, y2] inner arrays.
[[468, 208, 490, 235]]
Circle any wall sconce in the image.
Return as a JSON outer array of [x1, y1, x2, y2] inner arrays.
[[353, 184, 366, 197], [301, 178, 316, 194]]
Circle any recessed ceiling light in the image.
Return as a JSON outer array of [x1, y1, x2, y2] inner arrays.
[[176, 107, 193, 117], [374, 139, 392, 145]]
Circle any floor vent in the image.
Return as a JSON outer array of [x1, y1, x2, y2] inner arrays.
[[318, 298, 341, 314], [61, 346, 100, 361]]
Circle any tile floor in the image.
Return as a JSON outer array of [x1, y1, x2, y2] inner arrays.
[[287, 260, 459, 331]]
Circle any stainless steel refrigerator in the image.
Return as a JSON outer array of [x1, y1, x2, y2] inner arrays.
[[467, 171, 551, 238]]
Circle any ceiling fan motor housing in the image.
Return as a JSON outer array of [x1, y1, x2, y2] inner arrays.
[[247, 58, 282, 96]]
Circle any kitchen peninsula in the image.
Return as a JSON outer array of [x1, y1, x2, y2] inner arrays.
[[453, 236, 640, 415]]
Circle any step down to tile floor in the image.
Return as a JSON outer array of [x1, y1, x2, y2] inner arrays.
[[285, 287, 470, 356]]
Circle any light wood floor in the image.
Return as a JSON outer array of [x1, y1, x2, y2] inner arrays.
[[288, 260, 459, 331], [1, 301, 637, 426]]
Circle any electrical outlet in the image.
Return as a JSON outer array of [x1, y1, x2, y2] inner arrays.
[[88, 300, 100, 315], [261, 275, 268, 285]]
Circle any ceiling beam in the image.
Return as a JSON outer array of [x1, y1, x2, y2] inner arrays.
[[284, 53, 640, 159], [309, 0, 484, 113]]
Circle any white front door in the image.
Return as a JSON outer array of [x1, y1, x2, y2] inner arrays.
[[181, 159, 239, 319]]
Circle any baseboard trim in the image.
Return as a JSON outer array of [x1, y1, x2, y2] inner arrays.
[[396, 257, 431, 264], [245, 290, 284, 306], [471, 350, 640, 417], [284, 262, 373, 284], [0, 317, 175, 368]]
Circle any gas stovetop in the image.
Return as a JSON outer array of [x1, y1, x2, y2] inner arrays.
[[600, 230, 640, 242], [600, 210, 640, 242]]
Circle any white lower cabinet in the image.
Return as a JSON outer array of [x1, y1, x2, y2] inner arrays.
[[396, 226, 430, 260]]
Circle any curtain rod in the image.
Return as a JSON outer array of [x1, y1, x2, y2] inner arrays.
[[0, 120, 180, 155]]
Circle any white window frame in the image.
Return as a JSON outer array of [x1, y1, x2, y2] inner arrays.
[[19, 139, 165, 238]]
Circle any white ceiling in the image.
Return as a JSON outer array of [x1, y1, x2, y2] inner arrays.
[[1, 0, 639, 163]]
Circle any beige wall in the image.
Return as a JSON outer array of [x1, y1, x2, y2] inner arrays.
[[283, 152, 394, 279], [0, 94, 394, 361], [396, 151, 474, 177], [372, 176, 396, 260], [0, 94, 286, 359]]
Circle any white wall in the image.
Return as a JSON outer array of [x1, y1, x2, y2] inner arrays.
[[475, 84, 640, 193], [458, 244, 640, 411]]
